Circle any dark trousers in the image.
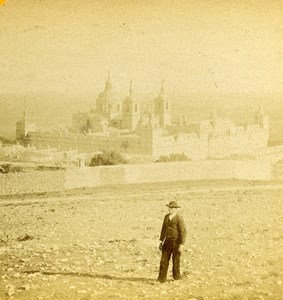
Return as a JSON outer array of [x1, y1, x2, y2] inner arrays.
[[158, 238, 181, 282]]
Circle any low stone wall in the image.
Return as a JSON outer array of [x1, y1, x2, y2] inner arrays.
[[64, 160, 272, 189], [0, 160, 274, 195], [272, 163, 283, 179], [0, 170, 65, 195]]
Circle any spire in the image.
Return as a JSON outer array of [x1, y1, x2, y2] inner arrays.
[[160, 80, 165, 96], [255, 100, 264, 124], [211, 99, 217, 120], [129, 80, 133, 97], [23, 99, 27, 121], [258, 100, 264, 115], [105, 71, 112, 90]]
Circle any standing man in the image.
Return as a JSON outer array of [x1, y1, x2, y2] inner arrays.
[[158, 200, 187, 283]]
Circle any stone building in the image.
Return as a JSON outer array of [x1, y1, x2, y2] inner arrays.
[[71, 74, 170, 134], [16, 111, 37, 140], [16, 75, 269, 160]]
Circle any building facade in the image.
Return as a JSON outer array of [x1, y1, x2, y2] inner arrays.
[[16, 76, 269, 160]]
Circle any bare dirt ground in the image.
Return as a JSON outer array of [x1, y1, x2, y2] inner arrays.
[[0, 181, 282, 300]]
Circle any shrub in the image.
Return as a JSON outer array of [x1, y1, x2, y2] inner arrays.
[[0, 164, 24, 174], [120, 141, 129, 152], [155, 153, 189, 163], [89, 151, 127, 167], [0, 136, 15, 145], [0, 164, 14, 174]]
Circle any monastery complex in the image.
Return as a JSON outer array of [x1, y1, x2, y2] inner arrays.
[[16, 74, 270, 160]]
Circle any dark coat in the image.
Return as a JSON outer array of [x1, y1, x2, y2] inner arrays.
[[159, 213, 187, 245]]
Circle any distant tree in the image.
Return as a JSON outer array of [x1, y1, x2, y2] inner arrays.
[[155, 153, 189, 163], [0, 136, 15, 145], [89, 151, 127, 167], [156, 155, 170, 163], [0, 164, 12, 174], [0, 164, 22, 174], [121, 141, 129, 152]]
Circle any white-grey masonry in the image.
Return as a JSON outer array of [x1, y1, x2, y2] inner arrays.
[[64, 160, 272, 189]]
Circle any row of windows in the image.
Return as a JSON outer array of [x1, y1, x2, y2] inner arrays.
[[98, 102, 170, 113], [126, 104, 138, 113], [157, 102, 170, 110], [99, 104, 139, 113]]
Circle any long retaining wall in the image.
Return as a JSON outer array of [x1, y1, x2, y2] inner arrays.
[[64, 160, 272, 189], [0, 170, 66, 195]]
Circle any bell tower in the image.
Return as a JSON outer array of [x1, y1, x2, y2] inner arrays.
[[154, 81, 171, 128], [95, 72, 122, 120], [122, 81, 140, 132]]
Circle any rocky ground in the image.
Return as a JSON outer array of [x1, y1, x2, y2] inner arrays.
[[0, 181, 282, 300]]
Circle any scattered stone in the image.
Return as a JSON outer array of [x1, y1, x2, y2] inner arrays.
[[6, 284, 15, 297], [1, 182, 282, 299], [60, 258, 69, 262], [17, 234, 33, 242], [13, 272, 21, 278], [18, 284, 30, 291], [77, 289, 88, 294], [51, 245, 59, 251], [28, 272, 41, 278], [0, 234, 9, 245]]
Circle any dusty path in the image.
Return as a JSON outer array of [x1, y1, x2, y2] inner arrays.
[[0, 181, 282, 299]]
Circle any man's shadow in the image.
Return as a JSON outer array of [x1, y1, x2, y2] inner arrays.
[[24, 270, 156, 284]]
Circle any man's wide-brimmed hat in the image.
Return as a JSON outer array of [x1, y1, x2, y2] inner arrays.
[[166, 201, 180, 208]]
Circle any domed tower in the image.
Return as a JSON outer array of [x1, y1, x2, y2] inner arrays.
[[154, 81, 171, 128], [95, 72, 123, 122], [122, 81, 140, 132]]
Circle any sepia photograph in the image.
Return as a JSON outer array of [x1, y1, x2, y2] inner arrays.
[[0, 0, 282, 299]]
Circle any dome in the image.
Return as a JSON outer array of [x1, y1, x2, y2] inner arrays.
[[97, 73, 119, 103]]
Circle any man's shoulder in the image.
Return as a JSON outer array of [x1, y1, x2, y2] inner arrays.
[[176, 213, 185, 222], [176, 213, 184, 218]]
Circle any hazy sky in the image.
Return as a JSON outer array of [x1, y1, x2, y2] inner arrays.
[[1, 0, 283, 97]]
